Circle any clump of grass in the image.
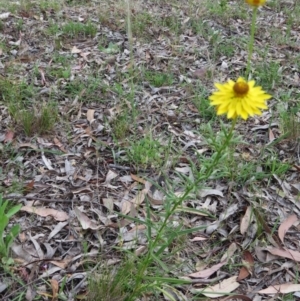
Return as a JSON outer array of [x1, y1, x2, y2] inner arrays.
[[144, 70, 174, 87], [130, 12, 153, 39], [254, 61, 282, 90], [48, 20, 97, 38], [111, 114, 131, 140], [126, 134, 171, 169], [9, 101, 59, 136], [280, 110, 300, 142], [0, 77, 58, 135], [87, 259, 136, 301], [192, 84, 216, 120]]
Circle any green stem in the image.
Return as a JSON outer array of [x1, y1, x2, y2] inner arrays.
[[130, 119, 237, 297], [246, 7, 258, 79]]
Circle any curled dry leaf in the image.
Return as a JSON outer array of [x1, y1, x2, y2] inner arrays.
[[243, 250, 254, 265], [130, 173, 147, 184], [239, 250, 254, 280], [21, 206, 69, 221], [101, 170, 119, 188], [259, 283, 300, 294], [278, 214, 298, 244], [191, 276, 240, 298], [240, 206, 252, 235], [237, 266, 250, 281], [50, 279, 59, 301]]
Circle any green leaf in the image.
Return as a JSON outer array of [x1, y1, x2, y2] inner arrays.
[[0, 200, 8, 217], [0, 215, 9, 233], [6, 204, 22, 218], [151, 253, 169, 272], [5, 225, 20, 246]]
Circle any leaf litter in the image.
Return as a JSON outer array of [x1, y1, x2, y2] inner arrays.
[[0, 0, 300, 300]]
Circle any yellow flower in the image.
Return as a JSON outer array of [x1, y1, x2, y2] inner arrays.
[[246, 0, 266, 7], [209, 77, 271, 120]]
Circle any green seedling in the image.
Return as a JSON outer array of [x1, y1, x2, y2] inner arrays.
[[0, 194, 21, 260]]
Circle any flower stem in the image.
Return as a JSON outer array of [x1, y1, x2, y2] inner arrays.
[[129, 119, 237, 299], [246, 7, 258, 79]]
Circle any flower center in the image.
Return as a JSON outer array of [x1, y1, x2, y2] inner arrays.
[[233, 81, 249, 96]]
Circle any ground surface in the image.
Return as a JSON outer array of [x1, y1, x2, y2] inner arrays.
[[1, 0, 300, 300]]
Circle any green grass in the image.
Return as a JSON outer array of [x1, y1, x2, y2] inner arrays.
[[48, 20, 97, 38], [143, 70, 174, 87], [125, 134, 172, 169], [254, 61, 282, 90]]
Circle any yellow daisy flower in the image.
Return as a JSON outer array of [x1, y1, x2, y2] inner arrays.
[[209, 77, 271, 120], [246, 0, 266, 7]]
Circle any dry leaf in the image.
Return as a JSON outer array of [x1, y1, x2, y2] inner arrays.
[[192, 276, 240, 298], [121, 200, 133, 215], [130, 174, 147, 184], [258, 283, 300, 294], [237, 266, 250, 281], [0, 12, 10, 19], [50, 279, 59, 301], [269, 128, 275, 142], [50, 260, 70, 269], [42, 154, 54, 170], [266, 247, 300, 262], [102, 198, 114, 212], [199, 188, 224, 198], [221, 242, 237, 262], [190, 236, 208, 242], [86, 109, 95, 123], [53, 137, 66, 152], [131, 188, 148, 207], [240, 206, 252, 235], [278, 214, 298, 244], [21, 206, 69, 221], [74, 207, 102, 230], [47, 222, 68, 241], [71, 46, 81, 53], [4, 130, 14, 143], [221, 295, 252, 301], [24, 180, 34, 194], [103, 170, 118, 184], [243, 250, 254, 264], [188, 261, 226, 278]]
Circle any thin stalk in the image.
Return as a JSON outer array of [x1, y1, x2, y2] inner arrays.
[[246, 7, 258, 79]]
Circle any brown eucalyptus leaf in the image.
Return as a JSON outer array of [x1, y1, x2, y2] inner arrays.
[[237, 266, 250, 281], [21, 206, 69, 222], [266, 247, 300, 262], [259, 283, 300, 294], [74, 207, 102, 230], [188, 261, 226, 278], [221, 242, 237, 262], [278, 214, 298, 244], [191, 276, 240, 298], [240, 206, 252, 235]]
